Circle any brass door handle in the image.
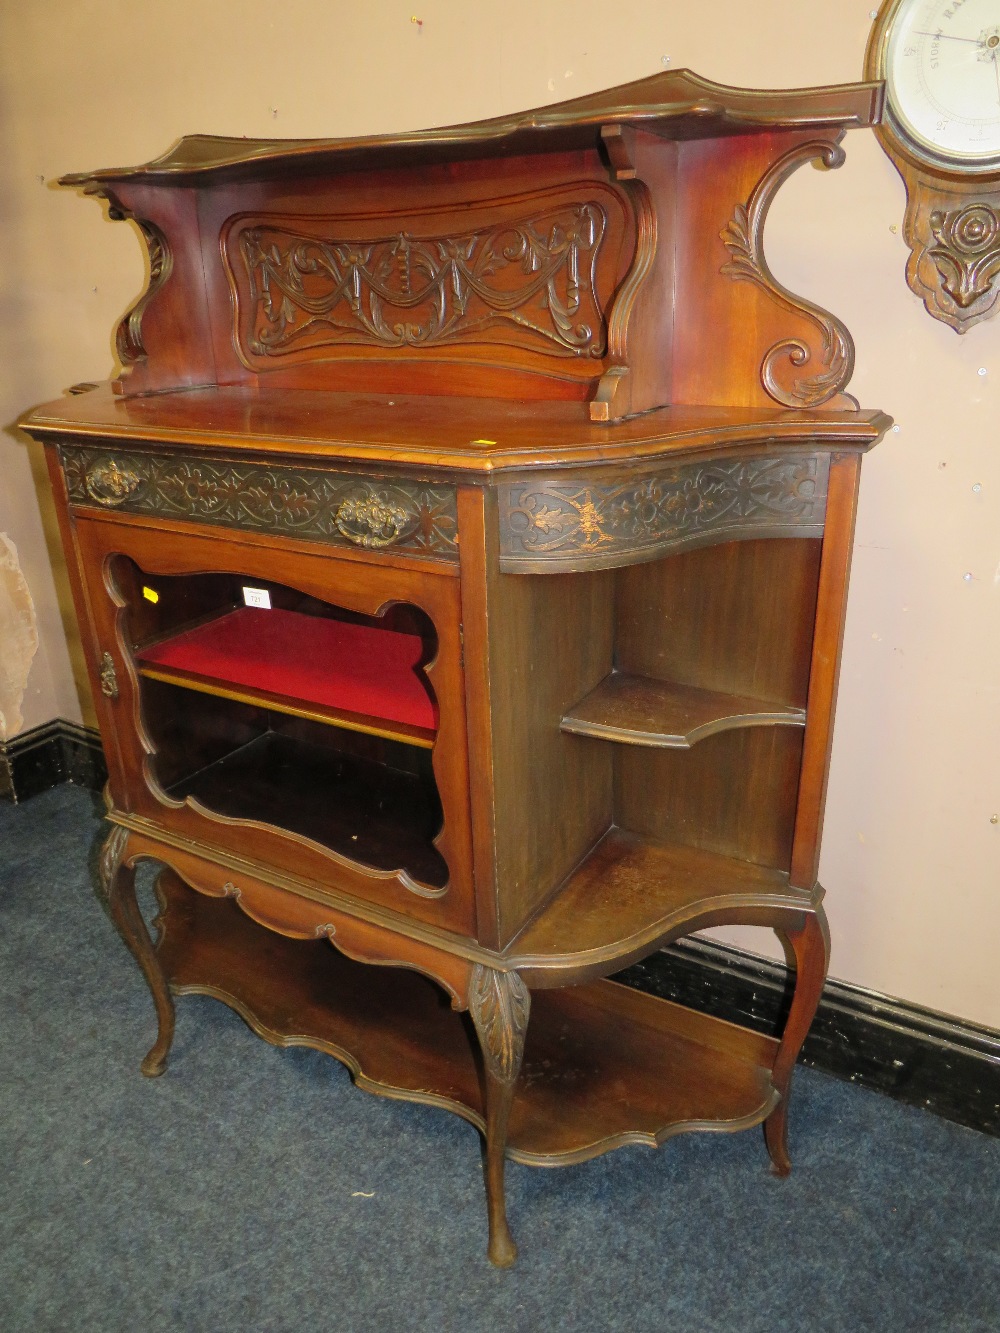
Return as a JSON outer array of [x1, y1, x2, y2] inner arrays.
[[99, 652, 119, 699]]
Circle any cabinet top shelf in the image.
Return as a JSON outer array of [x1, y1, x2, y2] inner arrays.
[[30, 384, 891, 476], [60, 71, 883, 186]]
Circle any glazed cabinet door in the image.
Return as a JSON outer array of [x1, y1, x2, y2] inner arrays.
[[68, 510, 476, 937]]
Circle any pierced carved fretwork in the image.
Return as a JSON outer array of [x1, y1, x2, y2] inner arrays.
[[499, 454, 829, 571], [232, 204, 608, 362], [61, 447, 458, 560], [469, 965, 531, 1086], [720, 141, 856, 409]]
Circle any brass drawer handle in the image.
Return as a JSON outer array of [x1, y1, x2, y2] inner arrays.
[[335, 493, 412, 549], [85, 459, 142, 506], [99, 652, 119, 699]]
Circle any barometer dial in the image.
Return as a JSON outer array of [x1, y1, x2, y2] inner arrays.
[[885, 0, 1000, 168]]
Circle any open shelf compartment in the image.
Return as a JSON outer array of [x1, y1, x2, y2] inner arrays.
[[136, 604, 438, 747], [509, 828, 810, 976], [157, 875, 779, 1165]]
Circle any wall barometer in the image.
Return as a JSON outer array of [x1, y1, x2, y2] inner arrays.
[[867, 0, 1000, 329]]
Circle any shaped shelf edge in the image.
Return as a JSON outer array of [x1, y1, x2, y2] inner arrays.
[[560, 672, 806, 749]]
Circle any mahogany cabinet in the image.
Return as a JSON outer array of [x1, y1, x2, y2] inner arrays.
[[24, 71, 891, 1265]]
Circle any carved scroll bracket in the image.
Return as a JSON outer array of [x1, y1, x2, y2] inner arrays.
[[91, 187, 173, 383], [720, 140, 857, 410], [590, 124, 657, 423]]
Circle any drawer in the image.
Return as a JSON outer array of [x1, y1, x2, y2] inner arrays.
[[59, 444, 458, 563]]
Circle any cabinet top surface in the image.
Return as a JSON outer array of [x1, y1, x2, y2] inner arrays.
[[26, 384, 891, 475], [60, 70, 883, 186]]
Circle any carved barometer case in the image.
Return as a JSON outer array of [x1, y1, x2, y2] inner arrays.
[[868, 0, 1000, 331]]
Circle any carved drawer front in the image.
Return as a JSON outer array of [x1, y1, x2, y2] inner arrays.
[[498, 452, 830, 572], [61, 445, 458, 561]]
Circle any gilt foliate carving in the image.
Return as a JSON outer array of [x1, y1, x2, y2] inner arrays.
[[499, 454, 829, 570], [469, 965, 531, 1086], [231, 204, 607, 362], [720, 141, 855, 409], [61, 447, 458, 559]]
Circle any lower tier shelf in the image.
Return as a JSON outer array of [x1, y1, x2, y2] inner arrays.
[[156, 873, 781, 1166]]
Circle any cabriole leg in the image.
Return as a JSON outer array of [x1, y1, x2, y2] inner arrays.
[[469, 963, 530, 1267], [98, 825, 175, 1077], [765, 907, 831, 1175]]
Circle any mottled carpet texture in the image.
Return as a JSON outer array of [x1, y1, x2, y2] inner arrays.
[[2, 785, 997, 1332]]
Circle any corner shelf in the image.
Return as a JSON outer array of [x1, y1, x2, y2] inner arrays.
[[509, 829, 812, 983], [135, 605, 438, 748], [561, 672, 806, 749], [158, 876, 780, 1167]]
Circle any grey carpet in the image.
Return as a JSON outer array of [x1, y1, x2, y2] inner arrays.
[[2, 785, 997, 1333]]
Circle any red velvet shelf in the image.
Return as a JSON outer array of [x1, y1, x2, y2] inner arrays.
[[135, 606, 438, 746]]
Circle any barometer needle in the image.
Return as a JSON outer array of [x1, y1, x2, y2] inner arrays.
[[914, 30, 983, 43]]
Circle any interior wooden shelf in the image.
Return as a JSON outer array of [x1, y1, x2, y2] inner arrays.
[[157, 877, 780, 1166], [164, 730, 448, 888], [135, 605, 437, 748], [509, 829, 809, 979], [561, 672, 806, 748]]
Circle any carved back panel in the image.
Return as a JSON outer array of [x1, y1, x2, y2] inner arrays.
[[221, 185, 625, 378]]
